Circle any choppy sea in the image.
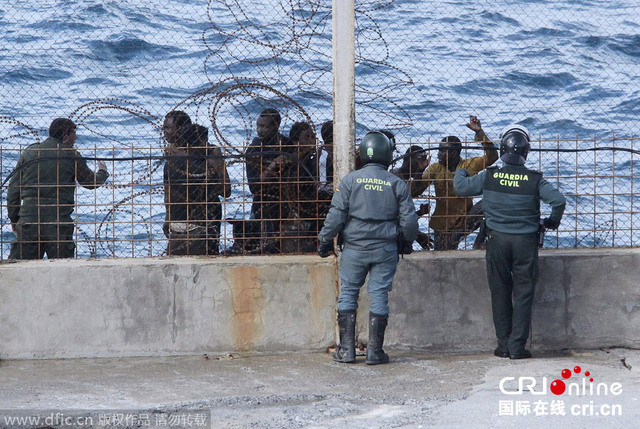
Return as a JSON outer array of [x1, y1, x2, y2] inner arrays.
[[0, 0, 638, 257]]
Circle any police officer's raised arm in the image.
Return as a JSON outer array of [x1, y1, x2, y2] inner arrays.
[[453, 168, 486, 197]]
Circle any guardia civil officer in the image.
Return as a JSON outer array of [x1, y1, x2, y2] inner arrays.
[[453, 125, 566, 359], [318, 132, 418, 365]]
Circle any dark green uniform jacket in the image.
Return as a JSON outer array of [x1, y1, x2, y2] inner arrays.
[[453, 163, 565, 234], [7, 137, 109, 224]]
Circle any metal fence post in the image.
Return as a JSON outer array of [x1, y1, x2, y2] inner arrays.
[[332, 0, 356, 186]]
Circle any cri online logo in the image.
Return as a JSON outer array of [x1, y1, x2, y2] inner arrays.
[[550, 366, 591, 395], [500, 366, 623, 396]]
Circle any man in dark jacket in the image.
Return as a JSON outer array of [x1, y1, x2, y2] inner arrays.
[[316, 120, 334, 192], [318, 131, 418, 365], [7, 118, 109, 259], [163, 114, 231, 256], [239, 108, 291, 253], [453, 124, 566, 359]]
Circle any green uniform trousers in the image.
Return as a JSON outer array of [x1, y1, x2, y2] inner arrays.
[[9, 220, 75, 259], [485, 230, 539, 354]]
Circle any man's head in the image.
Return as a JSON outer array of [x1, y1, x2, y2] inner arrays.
[[437, 136, 462, 169], [174, 124, 197, 148], [290, 122, 316, 159], [49, 118, 77, 147], [163, 110, 192, 144], [403, 145, 428, 172], [320, 120, 333, 145], [499, 125, 530, 165], [257, 108, 281, 142]]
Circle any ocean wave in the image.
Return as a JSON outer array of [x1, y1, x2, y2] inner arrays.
[[86, 4, 111, 16], [25, 19, 98, 32], [569, 87, 625, 104], [579, 35, 605, 48], [608, 34, 640, 58], [525, 47, 562, 59], [504, 71, 578, 90], [136, 86, 195, 99], [71, 78, 122, 89], [479, 11, 520, 26], [613, 96, 640, 115], [86, 37, 182, 62], [452, 77, 511, 96], [0, 67, 73, 84], [537, 119, 600, 137], [506, 27, 572, 41], [4, 34, 45, 43], [578, 34, 640, 58]]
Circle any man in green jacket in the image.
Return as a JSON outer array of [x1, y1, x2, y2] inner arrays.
[[7, 118, 109, 259]]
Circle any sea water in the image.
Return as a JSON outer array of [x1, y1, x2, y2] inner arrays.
[[0, 0, 638, 257]]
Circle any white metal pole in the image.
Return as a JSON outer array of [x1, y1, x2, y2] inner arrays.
[[332, 0, 356, 186]]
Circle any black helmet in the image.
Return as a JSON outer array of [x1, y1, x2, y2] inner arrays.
[[378, 129, 396, 151], [499, 125, 530, 165], [359, 131, 393, 167]]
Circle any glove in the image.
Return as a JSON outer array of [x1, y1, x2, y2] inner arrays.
[[543, 217, 560, 230], [318, 240, 333, 258], [397, 233, 414, 255], [398, 240, 413, 255]]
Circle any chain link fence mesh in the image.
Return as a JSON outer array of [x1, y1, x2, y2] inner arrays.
[[1, 0, 638, 258]]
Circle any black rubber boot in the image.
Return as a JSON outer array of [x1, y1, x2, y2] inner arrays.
[[333, 310, 356, 363], [366, 312, 390, 365], [493, 347, 509, 358]]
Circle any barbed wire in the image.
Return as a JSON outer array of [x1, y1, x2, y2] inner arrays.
[[202, 0, 414, 134]]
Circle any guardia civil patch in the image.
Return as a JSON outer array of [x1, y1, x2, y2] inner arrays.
[[367, 148, 374, 157]]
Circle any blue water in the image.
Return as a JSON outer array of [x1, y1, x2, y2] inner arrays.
[[1, 0, 639, 257]]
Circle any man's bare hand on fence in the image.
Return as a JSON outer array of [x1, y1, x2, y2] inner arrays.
[[466, 115, 482, 133], [261, 156, 285, 180], [98, 160, 108, 172], [416, 203, 431, 217], [415, 152, 430, 174]]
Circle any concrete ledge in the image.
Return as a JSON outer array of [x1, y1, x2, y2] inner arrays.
[[1, 249, 639, 359], [0, 256, 339, 359], [386, 248, 640, 351]]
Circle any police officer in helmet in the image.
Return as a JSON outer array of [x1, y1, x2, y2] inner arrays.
[[453, 125, 566, 359], [318, 131, 418, 365]]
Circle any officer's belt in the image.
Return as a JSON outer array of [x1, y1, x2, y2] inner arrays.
[[348, 215, 396, 223]]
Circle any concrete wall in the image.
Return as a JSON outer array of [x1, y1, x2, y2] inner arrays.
[[386, 248, 640, 352], [1, 248, 639, 359], [0, 256, 339, 359]]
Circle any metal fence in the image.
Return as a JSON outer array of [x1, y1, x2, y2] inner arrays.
[[1, 1, 639, 259]]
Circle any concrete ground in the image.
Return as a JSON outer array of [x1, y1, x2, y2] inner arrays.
[[1, 348, 639, 428]]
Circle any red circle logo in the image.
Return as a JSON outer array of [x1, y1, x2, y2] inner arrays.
[[550, 379, 566, 395]]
